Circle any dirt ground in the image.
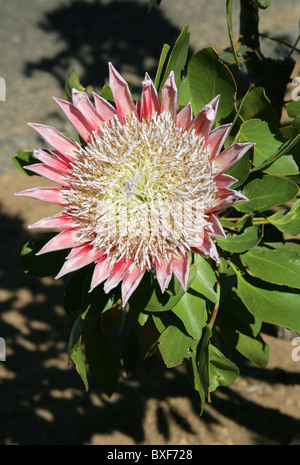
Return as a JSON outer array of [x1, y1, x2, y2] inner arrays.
[[0, 169, 300, 446], [1, 0, 300, 446]]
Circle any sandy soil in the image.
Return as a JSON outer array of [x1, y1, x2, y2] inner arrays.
[[0, 169, 300, 446]]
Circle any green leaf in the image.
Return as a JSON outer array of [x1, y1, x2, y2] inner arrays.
[[226, 0, 240, 68], [239, 87, 280, 127], [187, 47, 236, 121], [152, 312, 168, 333], [12, 149, 40, 176], [154, 43, 171, 91], [129, 255, 198, 312], [267, 199, 300, 236], [177, 76, 191, 107], [81, 280, 116, 319], [225, 147, 252, 187], [155, 25, 190, 97], [217, 226, 261, 253], [219, 44, 252, 65], [264, 241, 300, 253], [235, 175, 299, 213], [68, 316, 89, 390], [241, 245, 300, 288], [158, 322, 198, 367], [235, 119, 283, 168], [21, 234, 69, 277], [255, 0, 270, 8], [100, 84, 114, 104], [195, 326, 212, 403], [70, 346, 89, 391], [85, 318, 119, 397], [221, 293, 269, 366], [65, 69, 85, 102], [189, 255, 218, 303], [209, 345, 239, 392], [263, 154, 299, 176], [287, 99, 300, 129], [172, 289, 207, 340], [63, 265, 116, 317], [68, 316, 86, 355], [232, 265, 300, 333]]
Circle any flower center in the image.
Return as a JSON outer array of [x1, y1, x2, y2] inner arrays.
[[63, 112, 218, 269]]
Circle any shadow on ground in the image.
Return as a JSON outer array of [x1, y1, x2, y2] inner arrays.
[[1, 206, 300, 445], [24, 0, 190, 91]]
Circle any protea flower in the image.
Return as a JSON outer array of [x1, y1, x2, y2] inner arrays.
[[17, 64, 253, 306]]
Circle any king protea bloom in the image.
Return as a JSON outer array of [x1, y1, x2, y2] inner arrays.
[[17, 63, 253, 306]]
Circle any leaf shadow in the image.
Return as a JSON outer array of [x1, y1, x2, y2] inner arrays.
[[23, 0, 192, 93]]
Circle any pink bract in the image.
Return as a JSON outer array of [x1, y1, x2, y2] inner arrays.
[[17, 63, 254, 306]]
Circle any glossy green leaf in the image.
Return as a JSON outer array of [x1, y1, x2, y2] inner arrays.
[[187, 47, 236, 121], [155, 25, 190, 96], [65, 69, 85, 102], [195, 326, 212, 403], [235, 119, 283, 168], [81, 280, 116, 319], [129, 256, 198, 312], [225, 147, 252, 187], [264, 241, 300, 253], [233, 266, 300, 333], [267, 199, 300, 236], [241, 245, 300, 288], [219, 44, 252, 65], [158, 322, 198, 367], [172, 289, 207, 340], [12, 149, 40, 176], [177, 76, 191, 107], [21, 234, 69, 277], [255, 0, 270, 8], [239, 87, 279, 127], [209, 345, 239, 392], [154, 43, 171, 91], [70, 345, 89, 391], [68, 316, 86, 355], [85, 318, 119, 397], [226, 0, 239, 68], [68, 316, 89, 390], [235, 175, 299, 213], [186, 325, 212, 413], [221, 293, 269, 366], [100, 84, 114, 104], [217, 226, 261, 253], [63, 265, 116, 317], [287, 98, 300, 129], [189, 255, 218, 303], [263, 154, 299, 176]]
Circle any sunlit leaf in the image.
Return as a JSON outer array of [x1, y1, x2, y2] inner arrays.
[[187, 47, 236, 121], [235, 175, 299, 213], [241, 245, 300, 288]]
